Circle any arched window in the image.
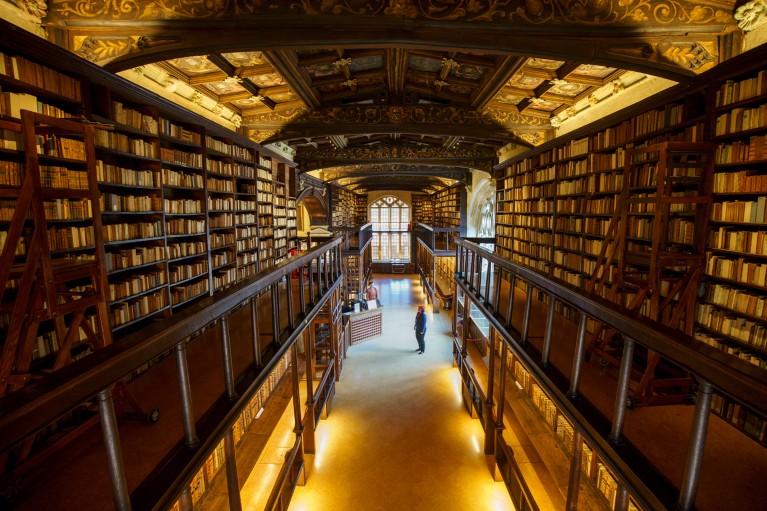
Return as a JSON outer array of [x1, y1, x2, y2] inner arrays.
[[370, 196, 411, 261]]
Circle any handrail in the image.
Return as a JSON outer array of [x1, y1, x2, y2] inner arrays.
[[264, 433, 303, 511], [312, 358, 335, 424], [416, 238, 437, 307], [454, 239, 767, 415], [0, 238, 344, 454], [414, 223, 461, 253], [454, 238, 767, 510]]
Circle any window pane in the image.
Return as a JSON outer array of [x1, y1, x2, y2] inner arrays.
[[369, 196, 413, 261]]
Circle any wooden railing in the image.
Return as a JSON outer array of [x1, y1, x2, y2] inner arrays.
[[454, 238, 767, 510], [264, 434, 304, 511], [0, 238, 344, 511], [313, 358, 336, 425], [451, 334, 540, 511]]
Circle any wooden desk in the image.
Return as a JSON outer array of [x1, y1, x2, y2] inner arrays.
[[435, 275, 454, 310], [344, 307, 383, 345]]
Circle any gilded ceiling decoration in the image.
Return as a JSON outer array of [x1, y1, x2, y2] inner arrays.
[[572, 64, 617, 78], [321, 164, 469, 184], [20, 0, 746, 191], [299, 142, 496, 162], [45, 0, 733, 26], [262, 105, 543, 132]]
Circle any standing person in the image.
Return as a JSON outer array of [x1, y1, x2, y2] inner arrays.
[[414, 305, 427, 354], [366, 281, 380, 308]]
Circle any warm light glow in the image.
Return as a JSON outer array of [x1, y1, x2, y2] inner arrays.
[[243, 463, 281, 509], [313, 422, 331, 470], [240, 397, 300, 510], [472, 434, 481, 454], [451, 371, 462, 404]]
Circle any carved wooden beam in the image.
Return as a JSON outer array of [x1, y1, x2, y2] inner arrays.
[[471, 56, 527, 110], [297, 141, 496, 172], [263, 50, 320, 109], [206, 54, 276, 109], [92, 14, 729, 81], [246, 104, 541, 144], [187, 71, 227, 84]]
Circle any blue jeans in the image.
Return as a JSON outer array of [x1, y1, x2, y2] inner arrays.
[[416, 332, 425, 352]]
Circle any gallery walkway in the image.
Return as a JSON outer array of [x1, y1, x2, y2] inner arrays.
[[288, 275, 515, 511]]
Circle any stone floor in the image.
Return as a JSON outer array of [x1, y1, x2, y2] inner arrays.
[[288, 274, 515, 511]]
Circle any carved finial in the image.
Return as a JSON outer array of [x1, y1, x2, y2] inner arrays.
[[441, 58, 459, 71], [735, 0, 767, 31], [18, 0, 47, 19], [164, 77, 179, 93], [333, 58, 353, 69]]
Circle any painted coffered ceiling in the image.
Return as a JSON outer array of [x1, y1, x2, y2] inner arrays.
[[17, 0, 749, 191]]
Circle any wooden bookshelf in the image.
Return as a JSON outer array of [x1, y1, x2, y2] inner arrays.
[[274, 161, 289, 264], [91, 94, 170, 334], [499, 337, 643, 511], [233, 146, 260, 281], [412, 194, 434, 225], [696, 58, 767, 444], [170, 353, 292, 511], [0, 35, 298, 342], [255, 152, 275, 271], [495, 42, 767, 445], [204, 133, 237, 293], [434, 184, 466, 248], [160, 118, 209, 309], [330, 185, 361, 227], [286, 197, 298, 250], [354, 194, 368, 225]]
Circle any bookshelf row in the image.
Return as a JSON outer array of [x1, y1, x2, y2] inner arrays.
[[0, 36, 299, 380], [495, 335, 641, 511], [494, 44, 767, 445], [170, 354, 291, 509], [434, 184, 464, 230], [330, 185, 366, 227], [412, 194, 434, 225]]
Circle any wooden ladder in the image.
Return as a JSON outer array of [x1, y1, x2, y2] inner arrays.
[[586, 141, 715, 406], [0, 113, 113, 469]]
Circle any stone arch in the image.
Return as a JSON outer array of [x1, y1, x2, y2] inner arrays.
[[296, 186, 328, 226], [467, 178, 495, 238]]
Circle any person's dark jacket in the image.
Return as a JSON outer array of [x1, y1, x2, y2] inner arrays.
[[414, 312, 426, 335]]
